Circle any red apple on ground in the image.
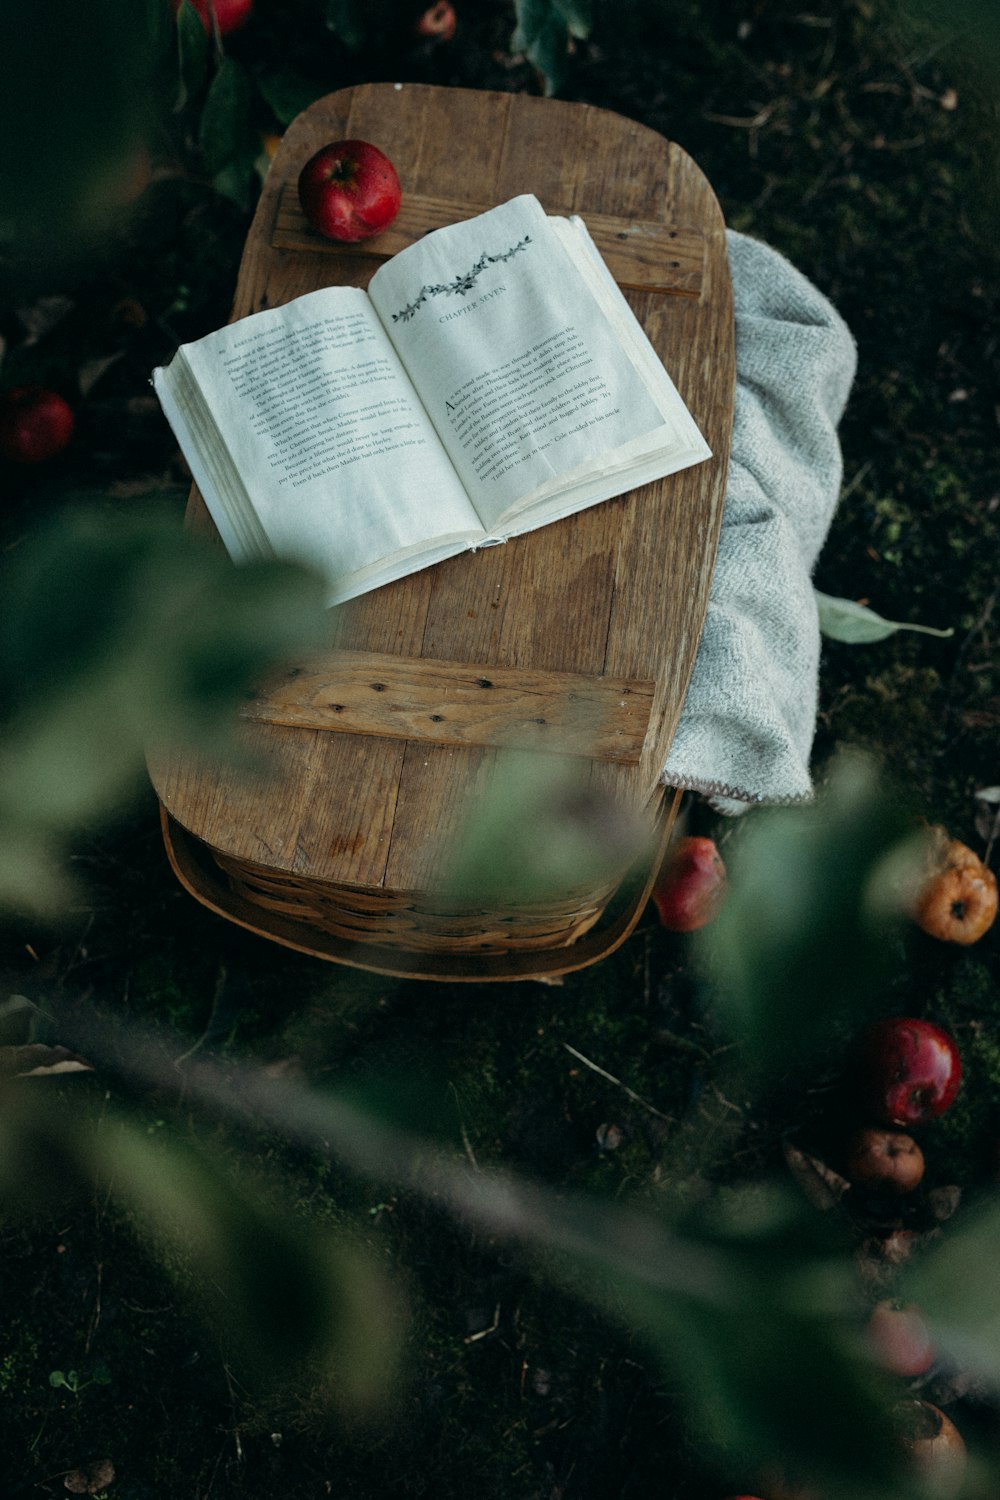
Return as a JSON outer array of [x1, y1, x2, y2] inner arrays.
[[415, 0, 457, 40], [723, 1477, 819, 1500], [173, 0, 254, 35], [298, 140, 402, 244], [867, 1299, 936, 1377], [915, 829, 997, 945], [0, 387, 75, 465], [844, 1126, 925, 1194], [651, 835, 727, 932], [853, 1017, 962, 1129]]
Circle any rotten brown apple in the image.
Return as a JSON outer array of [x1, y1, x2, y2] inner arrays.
[[845, 1126, 925, 1194]]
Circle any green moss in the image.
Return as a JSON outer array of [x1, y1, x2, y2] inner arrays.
[[0, 1332, 40, 1399]]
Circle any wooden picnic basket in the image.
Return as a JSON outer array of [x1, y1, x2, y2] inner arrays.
[[148, 82, 735, 982]]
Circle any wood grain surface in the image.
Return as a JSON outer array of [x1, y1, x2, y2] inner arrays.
[[150, 83, 735, 946], [242, 649, 655, 763], [272, 184, 706, 296]]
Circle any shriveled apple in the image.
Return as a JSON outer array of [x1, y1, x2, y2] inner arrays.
[[845, 1126, 925, 1194], [914, 828, 997, 945], [894, 1400, 966, 1499]]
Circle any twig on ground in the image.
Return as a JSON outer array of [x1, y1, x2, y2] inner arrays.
[[449, 1082, 480, 1172], [562, 1043, 674, 1124], [464, 1304, 501, 1343]]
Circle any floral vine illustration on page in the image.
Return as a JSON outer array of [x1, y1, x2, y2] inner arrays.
[[391, 235, 531, 323]]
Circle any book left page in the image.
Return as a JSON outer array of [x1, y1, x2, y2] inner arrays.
[[153, 287, 482, 605]]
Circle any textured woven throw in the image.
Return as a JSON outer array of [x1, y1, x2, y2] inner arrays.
[[661, 230, 858, 814]]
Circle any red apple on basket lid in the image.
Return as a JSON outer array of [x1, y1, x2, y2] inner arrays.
[[651, 835, 727, 932], [853, 1016, 961, 1129], [298, 140, 402, 244]]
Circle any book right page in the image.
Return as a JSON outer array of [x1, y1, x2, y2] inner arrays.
[[367, 195, 707, 534]]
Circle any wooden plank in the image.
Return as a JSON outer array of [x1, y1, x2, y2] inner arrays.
[[272, 184, 704, 297], [241, 649, 655, 763]]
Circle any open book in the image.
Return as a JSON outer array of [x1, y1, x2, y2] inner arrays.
[[153, 194, 711, 607]]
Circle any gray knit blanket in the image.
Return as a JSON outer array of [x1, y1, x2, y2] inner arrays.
[[661, 230, 857, 814]]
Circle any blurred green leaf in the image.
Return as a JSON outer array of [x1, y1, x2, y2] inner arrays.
[[907, 1195, 1000, 1389], [199, 57, 259, 206], [695, 751, 920, 1072], [0, 507, 329, 910], [0, 0, 162, 284], [211, 158, 259, 210], [439, 752, 649, 909], [107, 1023, 904, 1493], [176, 0, 211, 111], [816, 590, 954, 644], [103, 1116, 403, 1401], [905, 0, 1000, 78], [258, 68, 324, 127], [0, 1090, 401, 1404], [512, 0, 591, 94], [426, 1169, 909, 1500], [325, 0, 367, 51], [630, 1299, 898, 1500], [22, 1005, 936, 1497], [555, 0, 593, 35]]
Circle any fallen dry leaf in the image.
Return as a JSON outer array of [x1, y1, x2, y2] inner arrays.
[[261, 1055, 305, 1080], [78, 352, 124, 398], [855, 1227, 941, 1293], [0, 1044, 92, 1079], [64, 1458, 115, 1494], [926, 1185, 962, 1222], [15, 294, 74, 345], [784, 1142, 851, 1211]]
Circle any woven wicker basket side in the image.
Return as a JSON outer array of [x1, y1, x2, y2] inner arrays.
[[160, 789, 682, 980], [210, 849, 616, 955]]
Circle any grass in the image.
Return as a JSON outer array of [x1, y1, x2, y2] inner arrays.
[[1, 1, 999, 1495]]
